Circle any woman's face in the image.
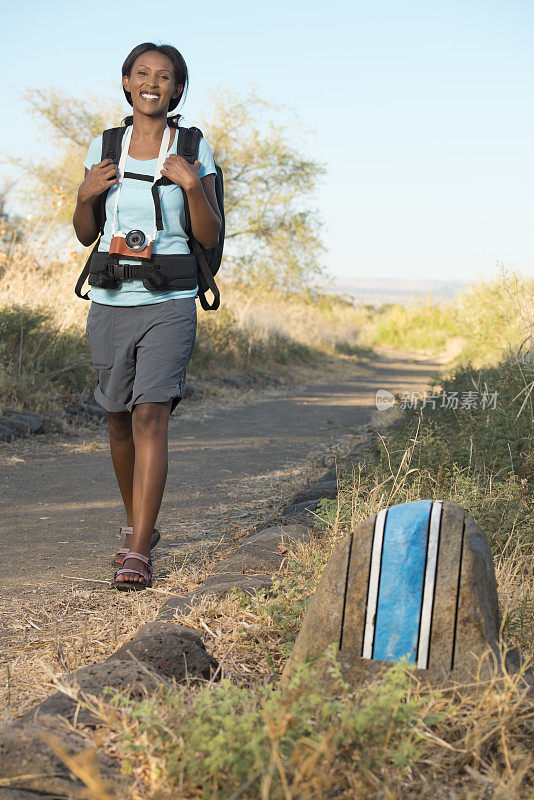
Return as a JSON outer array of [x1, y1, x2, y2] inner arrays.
[[123, 51, 183, 116]]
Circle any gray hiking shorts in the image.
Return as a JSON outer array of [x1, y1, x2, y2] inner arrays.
[[85, 298, 197, 415]]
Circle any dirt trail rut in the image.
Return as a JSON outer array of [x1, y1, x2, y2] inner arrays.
[[0, 351, 441, 594]]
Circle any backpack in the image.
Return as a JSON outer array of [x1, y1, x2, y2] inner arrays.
[[75, 125, 224, 310]]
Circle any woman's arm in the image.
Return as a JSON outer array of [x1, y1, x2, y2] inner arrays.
[[185, 173, 222, 249], [162, 155, 222, 249], [73, 160, 118, 246]]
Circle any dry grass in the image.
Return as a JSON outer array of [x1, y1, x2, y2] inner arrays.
[[0, 586, 165, 721], [0, 221, 377, 416]]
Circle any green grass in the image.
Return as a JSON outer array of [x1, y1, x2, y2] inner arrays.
[[363, 273, 533, 368], [116, 654, 433, 800], [368, 296, 460, 353]]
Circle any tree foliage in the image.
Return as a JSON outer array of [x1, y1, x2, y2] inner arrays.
[[199, 88, 327, 290], [19, 86, 327, 290]]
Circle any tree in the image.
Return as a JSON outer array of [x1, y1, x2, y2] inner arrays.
[[0, 182, 27, 247], [198, 88, 327, 291], [19, 87, 327, 291], [17, 88, 122, 226]]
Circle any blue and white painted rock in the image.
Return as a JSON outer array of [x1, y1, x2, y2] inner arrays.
[[282, 501, 501, 684]]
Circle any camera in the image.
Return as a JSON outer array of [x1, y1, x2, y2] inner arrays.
[[109, 230, 153, 261]]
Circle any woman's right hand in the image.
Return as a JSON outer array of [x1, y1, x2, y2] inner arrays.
[[78, 159, 119, 202]]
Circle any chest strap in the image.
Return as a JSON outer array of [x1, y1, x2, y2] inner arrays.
[[87, 250, 198, 292]]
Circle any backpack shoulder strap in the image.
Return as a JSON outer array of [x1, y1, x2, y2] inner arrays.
[[176, 127, 204, 234], [76, 127, 126, 298], [102, 127, 126, 163], [74, 240, 99, 300], [176, 126, 203, 164], [98, 127, 126, 233]]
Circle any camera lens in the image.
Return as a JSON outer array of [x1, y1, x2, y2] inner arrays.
[[125, 230, 146, 251]]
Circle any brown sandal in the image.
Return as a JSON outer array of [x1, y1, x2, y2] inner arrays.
[[111, 527, 160, 567], [113, 552, 153, 591]]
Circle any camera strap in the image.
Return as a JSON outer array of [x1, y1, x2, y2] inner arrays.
[[110, 124, 171, 241]]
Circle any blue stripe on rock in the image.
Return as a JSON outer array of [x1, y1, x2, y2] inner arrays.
[[372, 500, 432, 662]]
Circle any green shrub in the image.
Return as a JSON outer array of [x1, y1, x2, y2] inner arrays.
[[118, 652, 428, 799]]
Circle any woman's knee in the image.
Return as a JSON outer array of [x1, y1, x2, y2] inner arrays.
[[132, 401, 171, 433], [107, 410, 132, 440]]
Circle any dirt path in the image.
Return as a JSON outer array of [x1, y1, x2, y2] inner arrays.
[[0, 351, 441, 594]]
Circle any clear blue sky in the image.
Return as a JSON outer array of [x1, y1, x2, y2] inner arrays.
[[2, 0, 533, 283]]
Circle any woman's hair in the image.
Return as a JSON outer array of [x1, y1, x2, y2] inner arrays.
[[121, 42, 189, 127]]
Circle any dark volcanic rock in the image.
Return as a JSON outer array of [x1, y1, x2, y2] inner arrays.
[[157, 524, 311, 621], [291, 480, 338, 504], [212, 523, 311, 574], [282, 499, 322, 519], [20, 659, 164, 726], [0, 713, 130, 797], [132, 621, 205, 644], [13, 411, 44, 434], [110, 632, 218, 682], [156, 593, 198, 620], [0, 423, 17, 442], [0, 410, 43, 438], [200, 573, 273, 597]]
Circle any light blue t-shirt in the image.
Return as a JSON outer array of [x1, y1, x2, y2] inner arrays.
[[83, 125, 216, 306]]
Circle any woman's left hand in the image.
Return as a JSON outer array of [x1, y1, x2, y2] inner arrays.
[[161, 155, 201, 191]]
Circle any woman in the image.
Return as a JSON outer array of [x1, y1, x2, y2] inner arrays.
[[73, 43, 221, 590]]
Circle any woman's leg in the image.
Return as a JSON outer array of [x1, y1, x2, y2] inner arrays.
[[107, 411, 135, 539], [115, 399, 172, 584]]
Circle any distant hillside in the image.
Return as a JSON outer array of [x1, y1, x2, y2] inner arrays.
[[331, 278, 467, 306]]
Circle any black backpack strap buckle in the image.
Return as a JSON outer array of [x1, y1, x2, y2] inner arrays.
[[112, 263, 133, 280]]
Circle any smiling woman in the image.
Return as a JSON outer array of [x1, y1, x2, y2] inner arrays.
[[72, 42, 222, 591]]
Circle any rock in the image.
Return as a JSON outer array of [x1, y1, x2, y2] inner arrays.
[[0, 417, 27, 437], [220, 376, 240, 388], [20, 659, 165, 726], [283, 501, 506, 686], [16, 411, 44, 434], [157, 593, 198, 620], [183, 382, 204, 400], [282, 499, 322, 519], [40, 412, 64, 434], [200, 573, 273, 596], [212, 524, 312, 574], [157, 525, 311, 621], [504, 648, 534, 686], [61, 397, 106, 424], [132, 621, 204, 644], [0, 410, 43, 436], [109, 632, 218, 682], [315, 468, 338, 484], [0, 423, 17, 442], [282, 530, 352, 686], [291, 480, 338, 504], [0, 713, 130, 797], [77, 400, 106, 419], [156, 575, 274, 622]]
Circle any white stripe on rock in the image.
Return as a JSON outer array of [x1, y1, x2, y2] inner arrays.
[[362, 508, 387, 659], [417, 500, 443, 669]]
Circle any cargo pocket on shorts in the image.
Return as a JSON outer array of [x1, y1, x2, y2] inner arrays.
[[85, 304, 115, 369], [151, 298, 197, 365]]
